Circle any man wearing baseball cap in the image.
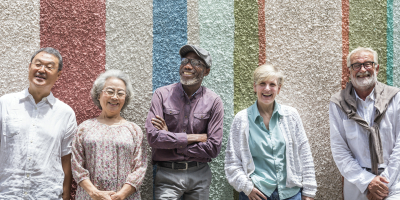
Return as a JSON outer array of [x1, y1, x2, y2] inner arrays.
[[146, 44, 224, 199]]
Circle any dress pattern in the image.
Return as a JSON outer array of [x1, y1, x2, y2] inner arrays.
[[72, 118, 147, 200]]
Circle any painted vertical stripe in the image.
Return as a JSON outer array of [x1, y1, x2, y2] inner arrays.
[[387, 0, 394, 86], [0, 0, 40, 96], [40, 0, 106, 124], [199, 0, 234, 199], [152, 0, 188, 91], [233, 0, 259, 114], [258, 0, 266, 66], [349, 0, 387, 84], [264, 0, 343, 198], [187, 0, 200, 46], [393, 0, 400, 87], [342, 0, 350, 89], [105, 0, 153, 199]]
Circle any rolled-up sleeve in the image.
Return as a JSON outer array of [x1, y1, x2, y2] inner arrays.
[[176, 97, 224, 159], [61, 111, 77, 157], [145, 89, 188, 149], [125, 124, 148, 190]]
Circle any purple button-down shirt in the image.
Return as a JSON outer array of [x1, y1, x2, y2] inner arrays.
[[145, 83, 224, 164]]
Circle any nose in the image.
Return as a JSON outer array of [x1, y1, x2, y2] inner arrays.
[[183, 62, 193, 70], [37, 64, 46, 72], [359, 64, 368, 72]]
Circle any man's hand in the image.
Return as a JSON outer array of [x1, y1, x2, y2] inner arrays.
[[367, 176, 389, 200], [151, 115, 168, 131], [187, 134, 207, 144], [247, 187, 267, 200], [302, 195, 314, 200]]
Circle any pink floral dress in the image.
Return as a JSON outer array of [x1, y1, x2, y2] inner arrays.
[[72, 118, 147, 200]]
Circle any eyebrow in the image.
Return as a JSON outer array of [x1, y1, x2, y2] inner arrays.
[[33, 59, 56, 66], [105, 87, 126, 91]]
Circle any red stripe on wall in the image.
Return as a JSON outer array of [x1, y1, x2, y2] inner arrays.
[[40, 0, 106, 124], [40, 1, 106, 198], [342, 0, 350, 89], [258, 0, 266, 66]]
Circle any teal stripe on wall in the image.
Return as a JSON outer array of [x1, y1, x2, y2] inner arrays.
[[199, 0, 235, 199]]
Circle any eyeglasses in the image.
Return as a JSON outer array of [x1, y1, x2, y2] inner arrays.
[[181, 58, 206, 68], [102, 88, 126, 98], [350, 61, 375, 71], [31, 62, 57, 72]]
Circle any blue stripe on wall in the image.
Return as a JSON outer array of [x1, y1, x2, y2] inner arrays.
[[152, 0, 188, 91]]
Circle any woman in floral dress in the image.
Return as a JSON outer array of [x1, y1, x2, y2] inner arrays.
[[72, 69, 147, 200]]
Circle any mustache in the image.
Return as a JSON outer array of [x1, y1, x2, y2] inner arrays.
[[35, 72, 46, 78], [356, 71, 371, 77]]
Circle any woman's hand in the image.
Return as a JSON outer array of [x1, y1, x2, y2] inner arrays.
[[110, 192, 126, 200], [301, 195, 314, 200], [151, 115, 168, 131], [248, 187, 267, 200], [89, 190, 116, 200]]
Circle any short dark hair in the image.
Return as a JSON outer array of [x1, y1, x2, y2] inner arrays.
[[30, 47, 63, 71]]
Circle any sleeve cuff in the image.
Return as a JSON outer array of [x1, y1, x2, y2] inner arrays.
[[175, 132, 188, 149], [359, 171, 376, 193]]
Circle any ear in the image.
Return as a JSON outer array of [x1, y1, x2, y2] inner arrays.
[[375, 64, 380, 75], [253, 82, 256, 93], [277, 85, 281, 94], [56, 70, 62, 81], [203, 68, 211, 76]]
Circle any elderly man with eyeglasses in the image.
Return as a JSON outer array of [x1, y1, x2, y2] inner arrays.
[[146, 45, 224, 200], [0, 47, 77, 199], [330, 47, 400, 200]]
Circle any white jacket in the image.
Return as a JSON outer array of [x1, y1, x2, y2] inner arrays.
[[224, 104, 317, 198]]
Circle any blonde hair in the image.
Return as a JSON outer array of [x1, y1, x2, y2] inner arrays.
[[253, 64, 284, 86], [347, 47, 378, 68]]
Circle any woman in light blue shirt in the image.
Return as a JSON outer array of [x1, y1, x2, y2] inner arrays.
[[225, 64, 317, 200]]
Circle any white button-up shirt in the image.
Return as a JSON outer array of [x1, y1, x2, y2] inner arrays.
[[0, 89, 77, 199], [330, 90, 400, 195]]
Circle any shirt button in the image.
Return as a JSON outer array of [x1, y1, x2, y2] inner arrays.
[[187, 102, 189, 105], [183, 129, 186, 132], [24, 192, 27, 195], [26, 174, 30, 178], [180, 146, 182, 148], [185, 116, 187, 118]]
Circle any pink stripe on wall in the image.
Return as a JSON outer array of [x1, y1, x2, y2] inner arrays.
[[40, 0, 106, 124], [342, 0, 350, 89], [258, 0, 266, 66], [40, 1, 106, 198]]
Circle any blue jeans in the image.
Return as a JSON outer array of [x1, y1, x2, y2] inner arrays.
[[239, 189, 302, 200]]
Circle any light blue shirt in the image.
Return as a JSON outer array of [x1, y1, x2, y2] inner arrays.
[[247, 101, 300, 199]]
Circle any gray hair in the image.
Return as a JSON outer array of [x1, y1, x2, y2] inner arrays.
[[31, 47, 63, 71], [347, 47, 378, 68], [90, 69, 134, 111]]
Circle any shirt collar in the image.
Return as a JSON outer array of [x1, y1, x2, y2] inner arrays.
[[249, 100, 281, 123], [22, 88, 56, 106], [354, 88, 375, 102], [179, 82, 203, 98]]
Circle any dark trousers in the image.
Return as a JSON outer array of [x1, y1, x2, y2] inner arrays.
[[239, 189, 302, 200]]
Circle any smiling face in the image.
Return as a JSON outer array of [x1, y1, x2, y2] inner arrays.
[[350, 51, 379, 91], [98, 77, 126, 117], [179, 52, 210, 87], [253, 77, 281, 107], [28, 52, 62, 91]]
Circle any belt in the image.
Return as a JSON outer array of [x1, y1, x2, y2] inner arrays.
[[364, 167, 385, 175], [157, 161, 200, 170]]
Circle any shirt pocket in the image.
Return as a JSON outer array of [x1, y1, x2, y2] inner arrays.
[[5, 116, 21, 138], [343, 119, 358, 140], [193, 113, 210, 133], [163, 108, 180, 130]]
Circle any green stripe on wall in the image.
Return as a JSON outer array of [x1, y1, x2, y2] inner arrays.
[[233, 0, 259, 114], [349, 0, 387, 83], [199, 0, 235, 199], [387, 0, 393, 86]]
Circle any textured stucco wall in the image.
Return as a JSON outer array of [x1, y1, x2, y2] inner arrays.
[[393, 0, 400, 87], [263, 0, 343, 199], [349, 0, 387, 83], [105, 0, 153, 199], [199, 0, 235, 199], [0, 0, 40, 95]]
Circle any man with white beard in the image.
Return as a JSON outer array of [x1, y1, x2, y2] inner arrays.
[[330, 47, 400, 200], [145, 45, 224, 199]]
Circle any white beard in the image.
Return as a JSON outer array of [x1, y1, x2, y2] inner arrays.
[[351, 70, 377, 90], [180, 70, 204, 86]]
